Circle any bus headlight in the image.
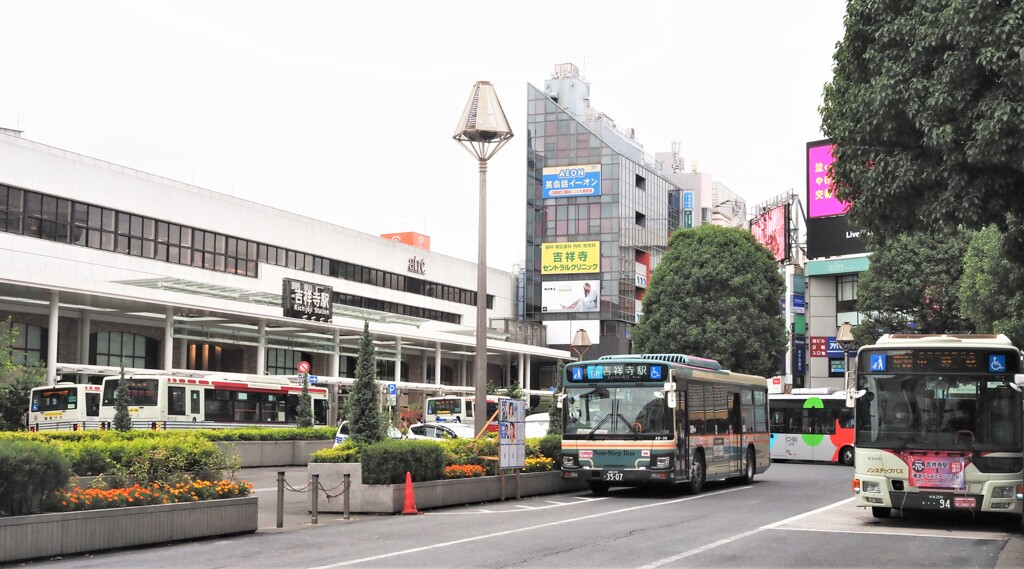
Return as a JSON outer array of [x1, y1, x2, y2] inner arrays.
[[992, 485, 1015, 499], [861, 481, 881, 494], [562, 455, 578, 468], [654, 456, 671, 469]]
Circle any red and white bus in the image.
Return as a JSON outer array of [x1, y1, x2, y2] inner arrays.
[[769, 388, 856, 465], [424, 394, 509, 432]]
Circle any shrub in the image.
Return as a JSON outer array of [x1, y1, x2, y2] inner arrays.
[[310, 441, 361, 464], [0, 440, 70, 516], [523, 456, 554, 473], [537, 434, 562, 467], [360, 440, 444, 484], [47, 479, 252, 512], [444, 464, 485, 479], [440, 437, 497, 468]]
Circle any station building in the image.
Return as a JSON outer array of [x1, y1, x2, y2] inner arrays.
[[0, 127, 569, 416]]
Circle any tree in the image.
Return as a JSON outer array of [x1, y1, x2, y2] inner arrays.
[[345, 320, 388, 444], [295, 372, 313, 428], [0, 318, 45, 431], [113, 367, 133, 432], [853, 230, 975, 345], [547, 360, 564, 436], [821, 1, 1024, 244], [632, 225, 787, 377], [958, 223, 1024, 347]]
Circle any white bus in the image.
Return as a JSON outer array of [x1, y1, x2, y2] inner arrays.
[[769, 388, 855, 465], [852, 334, 1024, 520], [424, 394, 509, 433], [28, 382, 103, 431]]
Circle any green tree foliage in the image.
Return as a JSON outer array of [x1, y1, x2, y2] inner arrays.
[[295, 372, 313, 428], [113, 368, 133, 432], [821, 1, 1024, 243], [958, 223, 1024, 346], [346, 320, 387, 444], [0, 318, 46, 431], [632, 225, 786, 377], [854, 230, 975, 345]]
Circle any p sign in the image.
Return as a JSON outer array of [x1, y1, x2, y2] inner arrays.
[[297, 361, 310, 374]]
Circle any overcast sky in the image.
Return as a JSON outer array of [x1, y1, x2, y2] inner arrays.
[[1, 1, 847, 271]]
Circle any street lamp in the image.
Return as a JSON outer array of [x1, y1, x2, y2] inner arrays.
[[571, 328, 592, 361], [836, 322, 856, 399], [453, 81, 513, 437]]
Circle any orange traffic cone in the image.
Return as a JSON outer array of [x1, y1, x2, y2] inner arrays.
[[401, 471, 421, 515]]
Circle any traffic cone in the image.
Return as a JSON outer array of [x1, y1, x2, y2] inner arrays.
[[401, 471, 421, 515]]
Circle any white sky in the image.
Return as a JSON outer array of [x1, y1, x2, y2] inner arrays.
[[1, 0, 847, 272]]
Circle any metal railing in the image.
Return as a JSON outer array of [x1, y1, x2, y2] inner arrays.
[[275, 470, 350, 527]]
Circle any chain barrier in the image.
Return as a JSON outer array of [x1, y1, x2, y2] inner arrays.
[[275, 471, 351, 527]]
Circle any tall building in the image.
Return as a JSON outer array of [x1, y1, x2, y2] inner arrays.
[[524, 63, 746, 358]]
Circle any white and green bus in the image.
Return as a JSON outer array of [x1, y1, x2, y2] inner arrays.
[[560, 353, 771, 495], [851, 334, 1024, 520]]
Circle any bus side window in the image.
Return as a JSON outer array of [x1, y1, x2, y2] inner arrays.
[[86, 393, 100, 417]]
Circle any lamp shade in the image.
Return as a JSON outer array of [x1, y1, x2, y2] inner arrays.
[[453, 81, 513, 160]]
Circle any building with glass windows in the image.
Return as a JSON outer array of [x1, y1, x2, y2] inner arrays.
[[524, 63, 748, 358], [0, 127, 567, 417]]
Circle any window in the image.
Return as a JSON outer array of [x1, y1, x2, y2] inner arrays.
[[7, 322, 45, 365], [635, 211, 646, 227], [168, 386, 186, 415], [836, 275, 858, 313], [92, 331, 153, 368], [267, 348, 303, 376]]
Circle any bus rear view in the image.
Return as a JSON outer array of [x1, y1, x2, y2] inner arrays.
[[851, 334, 1024, 520]]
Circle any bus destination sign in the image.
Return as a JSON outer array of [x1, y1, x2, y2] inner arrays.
[[567, 363, 666, 382], [862, 349, 1017, 374]]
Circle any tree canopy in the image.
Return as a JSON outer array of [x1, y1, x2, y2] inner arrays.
[[821, 1, 1024, 243], [632, 225, 786, 377], [958, 223, 1024, 346], [853, 230, 974, 345], [346, 320, 388, 444]]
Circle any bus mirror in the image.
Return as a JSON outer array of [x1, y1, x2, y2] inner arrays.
[[845, 389, 866, 408], [556, 393, 564, 409], [666, 391, 677, 409], [664, 381, 676, 392], [1014, 374, 1024, 388]]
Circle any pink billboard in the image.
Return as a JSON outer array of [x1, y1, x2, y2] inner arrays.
[[806, 141, 850, 219], [750, 204, 789, 262]]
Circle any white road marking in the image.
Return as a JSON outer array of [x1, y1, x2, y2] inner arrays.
[[426, 495, 609, 515], [306, 486, 750, 568], [771, 526, 1005, 541], [635, 498, 855, 569]]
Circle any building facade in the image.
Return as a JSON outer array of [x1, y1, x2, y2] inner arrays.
[[0, 128, 569, 417]]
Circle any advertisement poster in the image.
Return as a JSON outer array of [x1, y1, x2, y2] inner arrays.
[[541, 241, 600, 274], [750, 204, 789, 262], [499, 399, 526, 469], [541, 280, 601, 313], [899, 451, 970, 490], [806, 140, 851, 219], [542, 164, 601, 198]]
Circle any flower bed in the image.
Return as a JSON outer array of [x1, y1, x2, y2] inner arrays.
[[52, 480, 252, 512], [445, 464, 486, 479]]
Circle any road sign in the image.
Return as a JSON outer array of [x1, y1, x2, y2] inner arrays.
[[297, 361, 310, 374], [308, 375, 318, 384], [387, 383, 397, 395]]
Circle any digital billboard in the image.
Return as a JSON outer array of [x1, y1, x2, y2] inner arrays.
[[806, 215, 867, 259], [542, 164, 601, 198], [750, 204, 789, 262], [541, 280, 601, 313], [807, 140, 851, 219], [541, 241, 600, 274]]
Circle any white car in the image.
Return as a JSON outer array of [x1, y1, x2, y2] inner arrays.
[[524, 413, 552, 438], [333, 421, 405, 447], [406, 422, 477, 440]]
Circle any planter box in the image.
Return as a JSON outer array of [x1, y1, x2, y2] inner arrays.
[[307, 463, 586, 514], [0, 496, 258, 564], [216, 440, 332, 467]]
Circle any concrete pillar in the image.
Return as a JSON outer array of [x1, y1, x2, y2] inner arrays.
[[163, 306, 174, 371], [79, 311, 91, 365], [434, 342, 442, 386], [330, 329, 340, 377], [394, 337, 402, 382], [518, 352, 524, 389], [256, 320, 266, 375], [47, 292, 59, 385]]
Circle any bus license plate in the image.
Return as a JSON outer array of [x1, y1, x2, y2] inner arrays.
[[603, 470, 623, 482]]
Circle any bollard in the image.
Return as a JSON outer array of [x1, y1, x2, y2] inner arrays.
[[343, 473, 351, 520], [276, 471, 285, 529], [311, 473, 319, 525]]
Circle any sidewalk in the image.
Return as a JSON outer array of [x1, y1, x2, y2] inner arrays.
[[239, 466, 361, 532]]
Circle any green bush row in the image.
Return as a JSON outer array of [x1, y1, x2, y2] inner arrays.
[[0, 426, 335, 443], [0, 440, 71, 516], [309, 434, 564, 483]]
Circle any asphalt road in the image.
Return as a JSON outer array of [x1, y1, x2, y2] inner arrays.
[[19, 463, 1024, 569]]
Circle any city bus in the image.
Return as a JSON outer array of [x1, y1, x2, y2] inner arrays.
[[769, 388, 855, 465], [851, 334, 1024, 520], [559, 353, 770, 495], [28, 382, 102, 430], [424, 394, 508, 433]]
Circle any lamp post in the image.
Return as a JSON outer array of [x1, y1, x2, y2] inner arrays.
[[571, 328, 592, 361], [836, 322, 856, 396], [453, 81, 513, 437]]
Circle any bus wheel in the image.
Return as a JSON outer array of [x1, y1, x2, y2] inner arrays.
[[687, 452, 706, 494], [839, 446, 855, 467], [871, 507, 891, 519], [588, 481, 609, 496], [741, 447, 755, 485]]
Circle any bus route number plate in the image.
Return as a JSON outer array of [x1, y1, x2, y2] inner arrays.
[[603, 471, 623, 481]]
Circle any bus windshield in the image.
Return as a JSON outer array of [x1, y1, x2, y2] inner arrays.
[[856, 374, 1022, 452], [32, 388, 77, 412], [563, 386, 670, 438], [102, 378, 160, 406]]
